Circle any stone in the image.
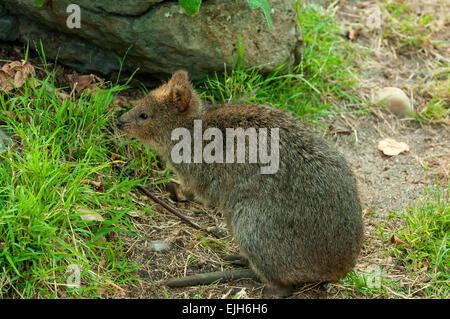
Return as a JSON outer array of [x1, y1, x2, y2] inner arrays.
[[374, 87, 412, 117], [73, 0, 164, 16], [0, 15, 18, 41], [0, 0, 302, 81]]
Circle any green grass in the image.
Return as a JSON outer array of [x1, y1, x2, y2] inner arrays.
[[383, 0, 441, 51], [341, 181, 449, 298], [418, 97, 450, 123], [415, 74, 450, 123], [196, 3, 361, 124], [0, 73, 154, 297], [386, 181, 449, 298]]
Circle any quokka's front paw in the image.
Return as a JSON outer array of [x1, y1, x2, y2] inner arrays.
[[165, 182, 195, 202]]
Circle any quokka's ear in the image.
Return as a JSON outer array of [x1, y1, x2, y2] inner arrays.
[[168, 70, 190, 87], [172, 86, 192, 113]]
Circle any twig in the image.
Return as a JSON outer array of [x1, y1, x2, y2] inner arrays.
[[104, 278, 125, 292], [134, 183, 203, 231], [114, 163, 218, 236]]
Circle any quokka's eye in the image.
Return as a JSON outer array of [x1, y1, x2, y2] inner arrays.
[[139, 113, 148, 120]]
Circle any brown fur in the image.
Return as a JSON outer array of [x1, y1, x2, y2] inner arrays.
[[117, 70, 364, 295]]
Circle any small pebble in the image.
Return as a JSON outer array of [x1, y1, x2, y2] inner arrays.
[[146, 240, 171, 252], [374, 87, 412, 117]]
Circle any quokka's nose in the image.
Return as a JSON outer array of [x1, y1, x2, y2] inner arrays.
[[116, 121, 124, 130]]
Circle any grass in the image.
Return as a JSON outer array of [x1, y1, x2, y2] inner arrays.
[[196, 3, 361, 124], [0, 73, 152, 297], [384, 181, 449, 298], [415, 77, 450, 123], [342, 181, 449, 298], [382, 0, 447, 52]]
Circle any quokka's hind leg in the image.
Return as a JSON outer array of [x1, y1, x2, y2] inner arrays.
[[262, 283, 294, 298], [246, 258, 295, 298]]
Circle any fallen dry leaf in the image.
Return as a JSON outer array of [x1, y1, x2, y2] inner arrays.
[[0, 60, 38, 91], [340, 26, 357, 40], [43, 85, 71, 101], [88, 180, 101, 188], [347, 27, 356, 40], [66, 73, 104, 93], [106, 231, 117, 241], [377, 138, 410, 156], [390, 234, 406, 246], [77, 208, 105, 222]]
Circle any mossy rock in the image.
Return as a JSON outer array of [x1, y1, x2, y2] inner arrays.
[[0, 0, 302, 80]]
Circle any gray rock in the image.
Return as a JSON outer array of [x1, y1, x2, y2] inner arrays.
[[73, 0, 164, 16], [0, 0, 302, 80], [0, 15, 19, 41], [374, 87, 412, 117], [0, 3, 9, 16]]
